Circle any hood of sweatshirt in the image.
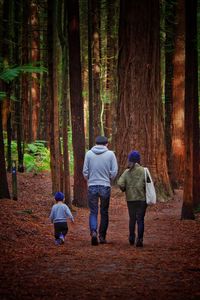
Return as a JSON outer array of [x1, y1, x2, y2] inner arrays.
[[91, 145, 108, 155]]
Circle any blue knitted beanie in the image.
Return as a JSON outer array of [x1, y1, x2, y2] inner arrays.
[[128, 150, 140, 163], [55, 192, 64, 201]]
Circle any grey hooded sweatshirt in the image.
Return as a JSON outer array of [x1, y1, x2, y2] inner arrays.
[[83, 145, 118, 187]]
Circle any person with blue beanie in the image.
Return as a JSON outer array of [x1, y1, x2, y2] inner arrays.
[[118, 150, 149, 247], [49, 192, 74, 245]]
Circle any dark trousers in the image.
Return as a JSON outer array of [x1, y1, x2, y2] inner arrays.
[[127, 201, 147, 242], [54, 222, 68, 240], [88, 185, 111, 238]]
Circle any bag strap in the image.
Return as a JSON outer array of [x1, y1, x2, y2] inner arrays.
[[144, 167, 147, 182], [144, 167, 152, 183]]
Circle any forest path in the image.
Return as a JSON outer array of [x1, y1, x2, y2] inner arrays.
[[0, 172, 200, 300]]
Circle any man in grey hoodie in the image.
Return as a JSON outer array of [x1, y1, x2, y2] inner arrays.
[[83, 136, 118, 245]]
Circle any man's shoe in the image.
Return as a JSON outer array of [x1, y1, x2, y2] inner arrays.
[[99, 236, 107, 244], [136, 239, 143, 247], [91, 231, 98, 246], [129, 239, 135, 245]]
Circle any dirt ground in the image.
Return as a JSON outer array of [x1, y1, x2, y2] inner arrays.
[[0, 172, 200, 300]]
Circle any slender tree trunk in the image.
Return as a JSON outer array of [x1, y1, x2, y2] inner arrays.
[[2, 0, 13, 172], [115, 0, 172, 200], [14, 0, 24, 172], [88, 0, 94, 148], [6, 108, 12, 172], [0, 101, 10, 199], [21, 0, 30, 143], [182, 0, 199, 217], [104, 0, 118, 142], [165, 0, 176, 185], [171, 0, 185, 188], [30, 1, 40, 141], [92, 0, 101, 137], [48, 0, 61, 194], [57, 0, 71, 206], [67, 0, 87, 207]]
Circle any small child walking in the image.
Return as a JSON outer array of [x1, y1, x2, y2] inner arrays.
[[50, 192, 74, 245]]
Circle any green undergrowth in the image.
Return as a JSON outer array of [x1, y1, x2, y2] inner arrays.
[[4, 139, 50, 173], [4, 135, 74, 174]]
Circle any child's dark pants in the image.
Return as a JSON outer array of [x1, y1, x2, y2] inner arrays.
[[54, 222, 68, 239]]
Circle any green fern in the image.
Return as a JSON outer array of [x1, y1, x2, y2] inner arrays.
[[0, 64, 47, 83]]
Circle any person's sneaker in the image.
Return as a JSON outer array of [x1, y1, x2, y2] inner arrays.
[[136, 239, 143, 247], [91, 231, 98, 246], [129, 239, 135, 245], [55, 239, 61, 245], [99, 236, 107, 244]]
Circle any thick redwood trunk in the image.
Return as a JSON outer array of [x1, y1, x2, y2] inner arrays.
[[67, 0, 87, 207], [182, 0, 199, 218], [115, 0, 172, 200], [171, 0, 185, 188]]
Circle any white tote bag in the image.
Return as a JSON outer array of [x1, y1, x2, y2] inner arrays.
[[144, 167, 156, 205]]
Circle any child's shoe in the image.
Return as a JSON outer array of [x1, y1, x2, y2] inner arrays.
[[55, 239, 61, 245], [59, 234, 65, 244]]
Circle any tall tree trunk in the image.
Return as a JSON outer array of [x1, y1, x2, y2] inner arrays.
[[164, 0, 176, 185], [57, 0, 71, 206], [104, 0, 118, 142], [92, 0, 101, 137], [115, 0, 172, 200], [21, 0, 30, 143], [88, 0, 94, 148], [171, 0, 185, 188], [0, 101, 10, 199], [30, 1, 40, 141], [6, 107, 12, 172], [14, 0, 24, 172], [67, 0, 87, 207], [48, 0, 61, 193], [182, 0, 199, 218], [39, 1, 49, 142], [2, 0, 13, 172]]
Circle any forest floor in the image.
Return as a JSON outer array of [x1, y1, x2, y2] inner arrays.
[[0, 172, 200, 300]]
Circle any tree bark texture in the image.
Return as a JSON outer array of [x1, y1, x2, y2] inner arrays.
[[30, 2, 40, 141], [115, 0, 172, 200], [92, 0, 101, 138], [171, 0, 185, 188], [67, 0, 87, 207], [164, 0, 176, 186], [182, 0, 199, 218], [48, 0, 61, 194], [57, 0, 71, 206], [88, 0, 94, 148], [105, 0, 118, 144], [0, 101, 10, 199], [21, 0, 30, 143]]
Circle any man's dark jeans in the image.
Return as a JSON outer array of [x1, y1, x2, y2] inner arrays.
[[127, 201, 147, 242], [88, 185, 111, 238]]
